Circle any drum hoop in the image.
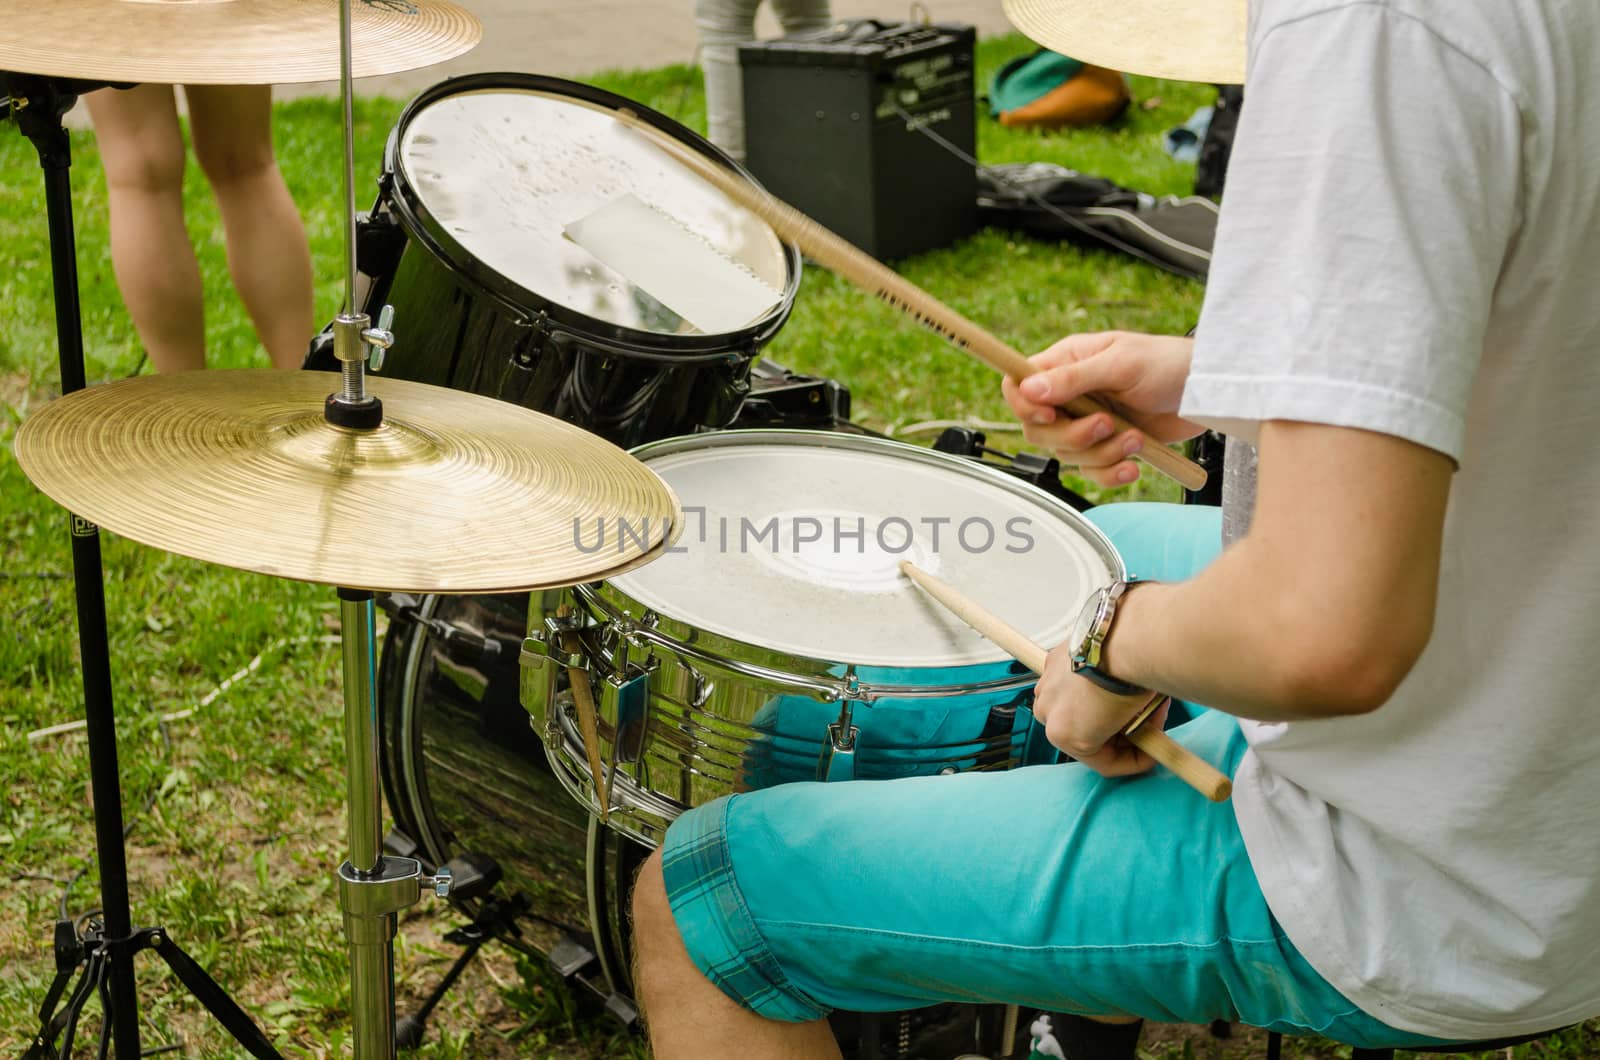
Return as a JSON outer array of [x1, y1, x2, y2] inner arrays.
[[545, 712, 682, 846], [585, 429, 1126, 678], [577, 582, 1041, 701], [392, 593, 451, 870], [381, 72, 802, 355]]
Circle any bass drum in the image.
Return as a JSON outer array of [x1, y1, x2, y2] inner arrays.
[[376, 591, 1014, 1056], [377, 591, 647, 1011]]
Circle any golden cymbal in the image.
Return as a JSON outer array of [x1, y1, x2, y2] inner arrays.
[[0, 0, 481, 86], [1001, 0, 1245, 84], [13, 371, 682, 594]]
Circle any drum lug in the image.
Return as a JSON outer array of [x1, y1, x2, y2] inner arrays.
[[520, 614, 592, 672], [817, 691, 860, 783], [355, 208, 406, 281], [689, 669, 714, 709], [817, 708, 860, 784], [509, 311, 552, 369], [601, 667, 652, 764]]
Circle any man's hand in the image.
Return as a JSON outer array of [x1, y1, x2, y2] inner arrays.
[[1031, 642, 1170, 776], [1002, 331, 1203, 487]]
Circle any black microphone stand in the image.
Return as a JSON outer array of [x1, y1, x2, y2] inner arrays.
[[4, 71, 282, 1060]]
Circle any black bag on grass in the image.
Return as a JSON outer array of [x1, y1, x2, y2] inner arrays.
[[976, 162, 1218, 281]]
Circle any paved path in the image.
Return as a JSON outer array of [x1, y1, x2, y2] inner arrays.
[[274, 0, 1014, 102], [62, 0, 1013, 126]]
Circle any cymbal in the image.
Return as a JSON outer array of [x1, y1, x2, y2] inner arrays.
[[1000, 0, 1245, 84], [13, 371, 682, 594], [0, 0, 481, 86]]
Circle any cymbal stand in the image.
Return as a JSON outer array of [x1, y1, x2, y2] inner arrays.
[[4, 73, 284, 1059], [322, 3, 452, 1057]]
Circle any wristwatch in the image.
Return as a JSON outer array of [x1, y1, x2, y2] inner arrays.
[[1068, 581, 1147, 695]]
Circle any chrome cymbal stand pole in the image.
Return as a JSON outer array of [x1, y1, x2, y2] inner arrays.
[[334, 589, 448, 1059], [325, 6, 435, 1058]]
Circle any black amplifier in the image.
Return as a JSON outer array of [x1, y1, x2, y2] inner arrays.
[[739, 19, 978, 260]]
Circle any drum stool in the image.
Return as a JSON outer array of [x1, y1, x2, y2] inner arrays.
[[1265, 1026, 1567, 1059]]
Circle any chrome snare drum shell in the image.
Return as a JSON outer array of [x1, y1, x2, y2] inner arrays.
[[521, 430, 1124, 847]]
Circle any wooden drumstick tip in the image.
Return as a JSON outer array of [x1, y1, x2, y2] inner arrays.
[[1124, 726, 1232, 802]]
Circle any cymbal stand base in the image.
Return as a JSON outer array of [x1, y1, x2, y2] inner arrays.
[[6, 72, 141, 1058], [7, 70, 285, 1060], [22, 921, 280, 1060]]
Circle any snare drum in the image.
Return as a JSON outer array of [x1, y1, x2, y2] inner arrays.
[[357, 74, 801, 446], [520, 431, 1125, 847]]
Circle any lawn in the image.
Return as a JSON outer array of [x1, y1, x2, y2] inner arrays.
[[2, 35, 1594, 1060]]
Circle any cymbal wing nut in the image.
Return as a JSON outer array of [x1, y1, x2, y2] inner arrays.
[[362, 304, 396, 372]]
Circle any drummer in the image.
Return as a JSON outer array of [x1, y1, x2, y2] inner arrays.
[[86, 84, 314, 372], [629, 0, 1600, 1056]]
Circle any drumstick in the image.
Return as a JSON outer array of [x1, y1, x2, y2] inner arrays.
[[612, 109, 1206, 493], [899, 561, 1231, 802]]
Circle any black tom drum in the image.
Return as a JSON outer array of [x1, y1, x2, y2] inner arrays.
[[354, 73, 802, 446]]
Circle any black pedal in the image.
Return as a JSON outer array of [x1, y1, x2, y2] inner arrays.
[[605, 992, 640, 1027], [383, 829, 420, 860], [440, 851, 502, 902], [547, 935, 599, 980], [741, 20, 978, 260]]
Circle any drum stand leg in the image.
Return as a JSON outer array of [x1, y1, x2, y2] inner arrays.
[[6, 72, 281, 1060], [335, 590, 451, 1059]]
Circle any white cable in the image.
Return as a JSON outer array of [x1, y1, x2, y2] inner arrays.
[[891, 417, 1023, 436], [26, 635, 342, 743]]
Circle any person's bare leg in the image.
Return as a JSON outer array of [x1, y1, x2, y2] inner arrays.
[[186, 85, 314, 370], [85, 85, 207, 372], [632, 851, 843, 1060]]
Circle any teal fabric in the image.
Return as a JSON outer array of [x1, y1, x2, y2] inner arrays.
[[660, 502, 1455, 1048], [988, 49, 1087, 117], [1082, 501, 1223, 584], [738, 661, 1040, 790]]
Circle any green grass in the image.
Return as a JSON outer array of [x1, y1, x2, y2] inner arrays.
[[2, 36, 1595, 1059]]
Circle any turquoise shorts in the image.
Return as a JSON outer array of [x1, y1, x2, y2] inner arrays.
[[661, 502, 1447, 1049]]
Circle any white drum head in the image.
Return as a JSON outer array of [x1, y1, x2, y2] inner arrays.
[[397, 88, 790, 337], [605, 433, 1123, 668]]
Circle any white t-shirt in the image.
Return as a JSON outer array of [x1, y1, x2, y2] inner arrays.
[[1182, 0, 1600, 1040]]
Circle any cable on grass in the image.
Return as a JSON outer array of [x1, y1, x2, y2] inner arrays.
[[889, 100, 1186, 276], [26, 635, 341, 742], [21, 634, 340, 919], [892, 418, 1024, 437]]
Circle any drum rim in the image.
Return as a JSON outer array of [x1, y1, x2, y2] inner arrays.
[[589, 428, 1127, 676], [380, 71, 803, 355]]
